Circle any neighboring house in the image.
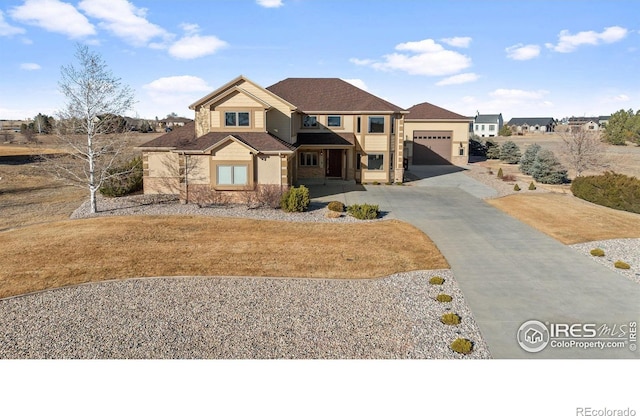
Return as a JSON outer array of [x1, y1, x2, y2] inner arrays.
[[158, 116, 193, 132], [598, 115, 610, 127], [403, 102, 472, 166], [506, 117, 556, 135], [473, 112, 503, 137], [137, 75, 408, 202], [568, 116, 601, 131]]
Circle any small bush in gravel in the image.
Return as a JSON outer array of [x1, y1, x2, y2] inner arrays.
[[497, 167, 504, 179], [99, 156, 143, 197], [514, 184, 521, 191], [441, 313, 461, 325], [347, 204, 379, 220], [502, 174, 516, 182], [590, 248, 605, 257], [615, 260, 631, 269], [327, 201, 345, 212], [436, 293, 453, 302], [429, 276, 445, 285], [280, 185, 310, 212], [451, 338, 473, 355], [255, 184, 285, 209], [528, 181, 536, 190], [325, 211, 341, 219]]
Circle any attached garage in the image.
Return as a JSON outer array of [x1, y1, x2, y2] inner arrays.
[[412, 130, 452, 165]]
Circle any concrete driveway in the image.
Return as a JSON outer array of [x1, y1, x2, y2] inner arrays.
[[310, 167, 640, 358]]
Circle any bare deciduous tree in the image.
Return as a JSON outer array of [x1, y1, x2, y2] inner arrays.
[[43, 44, 136, 213], [559, 127, 608, 177]]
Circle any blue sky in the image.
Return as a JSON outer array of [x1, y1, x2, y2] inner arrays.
[[0, 0, 639, 122]]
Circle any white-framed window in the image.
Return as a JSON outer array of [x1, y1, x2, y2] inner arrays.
[[489, 125, 495, 131], [225, 112, 250, 127], [481, 125, 485, 131], [217, 165, 248, 185], [367, 153, 384, 170], [303, 115, 318, 128], [327, 115, 341, 127], [300, 152, 318, 166], [368, 116, 385, 133]]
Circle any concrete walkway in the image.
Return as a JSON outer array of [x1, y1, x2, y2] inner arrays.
[[310, 168, 640, 358]]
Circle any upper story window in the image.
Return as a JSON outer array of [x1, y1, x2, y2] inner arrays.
[[489, 125, 495, 131], [225, 111, 250, 127], [303, 115, 318, 128], [327, 115, 341, 127], [368, 116, 385, 133], [357, 116, 361, 133]]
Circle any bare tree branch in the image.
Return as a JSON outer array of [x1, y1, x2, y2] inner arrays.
[[559, 127, 609, 177]]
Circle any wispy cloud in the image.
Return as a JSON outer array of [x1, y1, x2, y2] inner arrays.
[[20, 63, 41, 70], [10, 0, 95, 38], [256, 0, 284, 8], [351, 38, 471, 76], [440, 37, 472, 48], [143, 75, 212, 110], [78, 0, 169, 46], [0, 10, 25, 36], [545, 26, 628, 53], [490, 89, 549, 100], [436, 73, 479, 86], [168, 23, 227, 59], [506, 44, 540, 60]]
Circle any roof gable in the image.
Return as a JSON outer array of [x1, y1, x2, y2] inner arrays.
[[266, 78, 406, 113], [406, 102, 469, 120], [203, 86, 273, 109]]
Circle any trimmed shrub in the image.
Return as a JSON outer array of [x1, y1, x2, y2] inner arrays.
[[497, 167, 503, 179], [571, 172, 640, 214], [327, 201, 345, 212], [531, 149, 568, 184], [499, 140, 522, 164], [590, 248, 605, 257], [513, 184, 521, 191], [436, 293, 453, 302], [280, 185, 310, 212], [451, 338, 473, 355], [347, 203, 379, 220], [99, 156, 143, 197], [528, 181, 536, 190], [520, 143, 541, 175], [429, 276, 445, 285], [255, 184, 285, 209], [441, 313, 461, 325], [615, 261, 631, 269]]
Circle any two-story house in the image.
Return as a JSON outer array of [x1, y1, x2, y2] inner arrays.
[[473, 112, 503, 138], [138, 75, 407, 202]]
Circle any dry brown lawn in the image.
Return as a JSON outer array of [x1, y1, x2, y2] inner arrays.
[[488, 193, 640, 244], [0, 216, 448, 299]]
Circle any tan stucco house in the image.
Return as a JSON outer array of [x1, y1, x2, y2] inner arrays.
[[138, 75, 469, 202]]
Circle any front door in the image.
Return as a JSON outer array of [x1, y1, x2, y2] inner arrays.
[[326, 149, 342, 178]]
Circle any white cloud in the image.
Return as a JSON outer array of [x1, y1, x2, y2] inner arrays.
[[78, 0, 169, 46], [342, 79, 368, 91], [20, 63, 41, 70], [169, 35, 228, 59], [0, 10, 25, 36], [353, 38, 471, 76], [143, 75, 212, 106], [604, 94, 630, 103], [440, 37, 472, 48], [10, 0, 95, 38], [546, 26, 628, 53], [180, 23, 200, 36], [506, 44, 541, 60], [256, 0, 284, 8], [436, 73, 479, 86], [490, 89, 549, 100]]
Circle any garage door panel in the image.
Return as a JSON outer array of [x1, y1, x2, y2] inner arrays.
[[412, 130, 452, 165]]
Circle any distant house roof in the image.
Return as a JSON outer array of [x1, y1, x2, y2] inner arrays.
[[158, 116, 192, 124], [475, 114, 502, 123], [507, 117, 556, 126], [406, 102, 470, 120], [137, 122, 294, 153], [266, 78, 406, 113]]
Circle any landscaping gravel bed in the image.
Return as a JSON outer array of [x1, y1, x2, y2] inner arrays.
[[0, 271, 491, 359], [463, 163, 549, 198], [71, 194, 363, 222], [571, 238, 640, 284]]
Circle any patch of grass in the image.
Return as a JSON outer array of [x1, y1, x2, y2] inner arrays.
[[0, 216, 449, 298], [450, 338, 473, 355], [614, 260, 631, 269]]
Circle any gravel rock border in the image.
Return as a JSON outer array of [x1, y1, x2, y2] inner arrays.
[[463, 163, 550, 198], [571, 238, 640, 284], [0, 271, 491, 359]]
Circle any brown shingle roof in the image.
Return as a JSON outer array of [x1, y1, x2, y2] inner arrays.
[[137, 122, 294, 153], [296, 132, 355, 147], [406, 102, 469, 120], [266, 78, 405, 113]]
